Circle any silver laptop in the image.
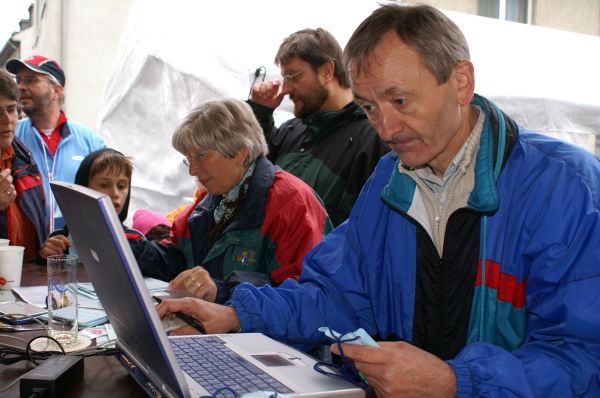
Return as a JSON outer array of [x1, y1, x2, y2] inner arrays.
[[51, 181, 363, 398]]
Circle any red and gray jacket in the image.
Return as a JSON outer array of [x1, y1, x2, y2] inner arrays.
[[173, 155, 332, 303]]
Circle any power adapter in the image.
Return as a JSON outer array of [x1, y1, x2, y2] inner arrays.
[[20, 355, 84, 398]]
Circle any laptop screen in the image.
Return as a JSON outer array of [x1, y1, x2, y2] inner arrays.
[[51, 181, 189, 398]]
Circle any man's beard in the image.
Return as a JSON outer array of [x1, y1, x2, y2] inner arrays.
[[21, 89, 54, 119], [292, 83, 328, 119]]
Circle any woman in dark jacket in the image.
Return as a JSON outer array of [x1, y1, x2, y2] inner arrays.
[[168, 98, 332, 303]]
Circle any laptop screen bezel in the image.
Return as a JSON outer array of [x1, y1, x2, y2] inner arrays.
[[51, 181, 190, 398]]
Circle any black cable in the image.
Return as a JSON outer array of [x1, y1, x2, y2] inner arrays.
[[247, 66, 266, 99], [0, 334, 120, 366], [26, 335, 66, 365]]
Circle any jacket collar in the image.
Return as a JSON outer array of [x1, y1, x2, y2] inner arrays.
[[194, 155, 275, 231], [382, 94, 518, 214]]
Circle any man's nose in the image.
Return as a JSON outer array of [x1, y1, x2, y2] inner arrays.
[[377, 105, 404, 141], [280, 81, 293, 96]]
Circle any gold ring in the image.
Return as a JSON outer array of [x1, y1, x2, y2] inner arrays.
[[195, 281, 203, 289]]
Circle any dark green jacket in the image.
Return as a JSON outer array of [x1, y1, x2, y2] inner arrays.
[[249, 101, 390, 226]]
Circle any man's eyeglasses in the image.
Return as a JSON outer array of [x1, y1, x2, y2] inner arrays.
[[15, 76, 57, 86], [182, 153, 207, 167], [281, 69, 306, 84]]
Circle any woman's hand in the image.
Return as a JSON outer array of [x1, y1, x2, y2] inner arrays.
[[39, 235, 71, 259], [0, 169, 16, 211], [169, 266, 218, 302]]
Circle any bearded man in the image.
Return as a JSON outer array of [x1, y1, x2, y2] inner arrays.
[[248, 28, 389, 227]]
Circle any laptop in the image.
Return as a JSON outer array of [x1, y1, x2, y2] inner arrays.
[[51, 181, 364, 398]]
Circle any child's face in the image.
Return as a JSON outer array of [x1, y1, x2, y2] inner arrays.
[[88, 168, 130, 216]]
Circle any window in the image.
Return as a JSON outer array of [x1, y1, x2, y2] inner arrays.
[[478, 0, 531, 24]]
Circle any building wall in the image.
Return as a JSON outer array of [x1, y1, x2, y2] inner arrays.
[[422, 0, 479, 14], [423, 0, 600, 36], [533, 0, 600, 36], [10, 0, 133, 131], [62, 0, 133, 130]]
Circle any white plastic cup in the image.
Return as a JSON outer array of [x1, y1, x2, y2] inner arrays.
[[47, 254, 79, 347], [0, 239, 10, 246], [0, 246, 24, 290]]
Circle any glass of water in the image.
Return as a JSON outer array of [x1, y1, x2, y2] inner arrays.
[[47, 254, 78, 347]]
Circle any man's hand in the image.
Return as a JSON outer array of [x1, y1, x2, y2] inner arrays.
[[250, 79, 285, 109], [168, 265, 218, 302], [0, 169, 16, 211], [331, 341, 457, 398], [156, 297, 240, 335], [39, 235, 71, 259]]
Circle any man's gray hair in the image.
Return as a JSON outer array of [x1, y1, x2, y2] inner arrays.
[[172, 98, 268, 166], [344, 4, 470, 84]]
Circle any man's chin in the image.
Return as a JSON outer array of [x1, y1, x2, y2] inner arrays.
[[293, 106, 312, 120]]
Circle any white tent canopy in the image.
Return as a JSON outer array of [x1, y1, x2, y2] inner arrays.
[[98, 0, 600, 220]]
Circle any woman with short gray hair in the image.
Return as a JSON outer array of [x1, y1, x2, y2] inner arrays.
[[169, 98, 332, 303]]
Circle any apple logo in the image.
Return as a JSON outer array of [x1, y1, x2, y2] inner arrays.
[[90, 249, 100, 262]]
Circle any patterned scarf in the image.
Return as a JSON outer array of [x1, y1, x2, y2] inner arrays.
[[213, 162, 256, 224]]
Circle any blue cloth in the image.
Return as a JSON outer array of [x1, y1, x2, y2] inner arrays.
[[16, 117, 106, 230], [228, 95, 600, 397]]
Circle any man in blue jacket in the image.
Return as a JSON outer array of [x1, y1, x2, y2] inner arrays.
[[6, 55, 106, 231], [157, 4, 600, 397]]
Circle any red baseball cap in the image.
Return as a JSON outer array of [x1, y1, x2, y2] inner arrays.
[[5, 55, 65, 86]]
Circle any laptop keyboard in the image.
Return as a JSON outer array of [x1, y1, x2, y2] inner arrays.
[[171, 336, 293, 395]]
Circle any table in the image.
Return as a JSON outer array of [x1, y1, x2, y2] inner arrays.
[[0, 263, 146, 397]]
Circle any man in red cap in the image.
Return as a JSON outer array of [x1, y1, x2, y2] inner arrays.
[[5, 55, 106, 231]]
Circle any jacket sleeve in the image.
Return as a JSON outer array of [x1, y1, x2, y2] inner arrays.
[[228, 219, 370, 345], [247, 100, 276, 138], [247, 100, 286, 162], [127, 232, 188, 282], [261, 172, 333, 285]]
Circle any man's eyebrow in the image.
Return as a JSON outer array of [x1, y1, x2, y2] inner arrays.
[[352, 91, 369, 102], [384, 85, 412, 97]]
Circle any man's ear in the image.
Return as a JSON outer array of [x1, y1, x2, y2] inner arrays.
[[453, 60, 475, 106], [53, 84, 64, 101], [317, 60, 336, 84]]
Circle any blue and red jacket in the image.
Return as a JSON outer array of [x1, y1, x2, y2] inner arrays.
[[0, 138, 48, 249], [173, 155, 332, 303], [230, 95, 600, 397]]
